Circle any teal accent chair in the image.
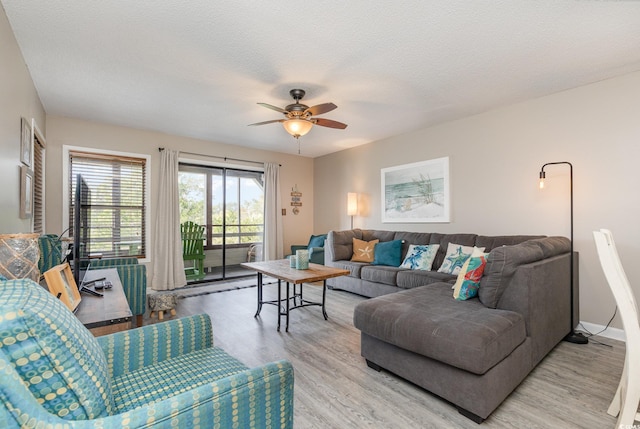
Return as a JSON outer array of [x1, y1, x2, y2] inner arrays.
[[89, 258, 147, 327], [291, 234, 327, 265], [0, 279, 295, 428]]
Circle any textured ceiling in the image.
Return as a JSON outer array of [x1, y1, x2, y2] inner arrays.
[[3, 1, 640, 158]]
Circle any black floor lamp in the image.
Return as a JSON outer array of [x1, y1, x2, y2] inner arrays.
[[539, 162, 588, 344]]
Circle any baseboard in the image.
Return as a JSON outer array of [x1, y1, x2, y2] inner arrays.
[[578, 321, 626, 342]]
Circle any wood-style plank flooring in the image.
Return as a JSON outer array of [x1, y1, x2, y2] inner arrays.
[[145, 282, 624, 428]]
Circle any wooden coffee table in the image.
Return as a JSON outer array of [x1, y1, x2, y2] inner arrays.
[[241, 260, 349, 331]]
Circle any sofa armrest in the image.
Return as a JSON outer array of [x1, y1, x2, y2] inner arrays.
[[1, 354, 294, 429], [497, 253, 572, 366], [97, 314, 213, 378], [309, 247, 325, 264]]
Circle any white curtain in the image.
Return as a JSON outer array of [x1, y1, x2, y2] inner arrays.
[[151, 149, 186, 290], [263, 162, 284, 260]]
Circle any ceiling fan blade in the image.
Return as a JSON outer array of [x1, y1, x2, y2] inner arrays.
[[248, 119, 284, 126], [314, 118, 348, 129], [257, 103, 288, 114], [305, 102, 337, 116]]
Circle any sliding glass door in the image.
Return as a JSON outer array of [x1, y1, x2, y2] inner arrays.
[[179, 163, 264, 282]]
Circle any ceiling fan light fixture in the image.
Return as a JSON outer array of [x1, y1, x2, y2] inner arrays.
[[282, 118, 313, 138]]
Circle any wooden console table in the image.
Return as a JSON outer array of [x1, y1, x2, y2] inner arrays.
[[75, 268, 132, 336]]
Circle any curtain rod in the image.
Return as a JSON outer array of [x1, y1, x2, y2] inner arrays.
[[158, 148, 281, 167]]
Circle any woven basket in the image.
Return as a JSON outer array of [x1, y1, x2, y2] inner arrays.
[[0, 233, 40, 281]]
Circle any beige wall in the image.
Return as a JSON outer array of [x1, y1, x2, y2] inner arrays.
[[45, 115, 314, 287], [0, 7, 46, 233], [314, 70, 640, 329]]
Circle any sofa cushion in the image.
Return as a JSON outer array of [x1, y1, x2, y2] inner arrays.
[[353, 284, 527, 375], [111, 346, 248, 413], [372, 240, 403, 266], [362, 229, 397, 243], [475, 235, 545, 252], [0, 279, 114, 420], [393, 232, 432, 259], [400, 244, 440, 270], [479, 241, 545, 308], [329, 260, 367, 278], [328, 229, 363, 261], [361, 265, 402, 286], [396, 270, 457, 289], [351, 238, 379, 263]]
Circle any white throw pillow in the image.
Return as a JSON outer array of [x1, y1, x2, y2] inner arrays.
[[400, 244, 440, 270], [438, 243, 486, 275]]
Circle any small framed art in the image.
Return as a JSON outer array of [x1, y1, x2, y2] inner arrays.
[[43, 263, 82, 312], [20, 117, 32, 167], [20, 165, 33, 219]]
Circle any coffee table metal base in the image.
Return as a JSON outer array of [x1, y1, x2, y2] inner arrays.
[[254, 272, 328, 332]]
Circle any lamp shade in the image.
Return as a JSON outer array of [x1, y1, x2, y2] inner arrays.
[[347, 192, 358, 216], [282, 119, 313, 137]]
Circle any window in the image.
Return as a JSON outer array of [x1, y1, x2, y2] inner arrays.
[[32, 120, 46, 234], [68, 149, 148, 259], [179, 164, 264, 249]]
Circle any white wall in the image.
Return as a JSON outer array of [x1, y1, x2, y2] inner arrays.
[[45, 115, 314, 288], [0, 7, 46, 233], [314, 70, 640, 329]]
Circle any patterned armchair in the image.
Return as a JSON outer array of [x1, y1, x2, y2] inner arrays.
[[0, 279, 294, 428], [89, 258, 147, 326]]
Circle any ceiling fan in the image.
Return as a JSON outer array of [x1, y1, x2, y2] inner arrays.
[[249, 89, 348, 139]]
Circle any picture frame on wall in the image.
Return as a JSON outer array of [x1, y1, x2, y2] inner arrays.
[[43, 263, 82, 312], [20, 117, 32, 167], [20, 165, 33, 219], [381, 156, 450, 223]]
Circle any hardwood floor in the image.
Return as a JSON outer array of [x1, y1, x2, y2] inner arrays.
[[146, 283, 623, 428]]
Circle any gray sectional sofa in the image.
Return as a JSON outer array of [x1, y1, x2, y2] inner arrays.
[[324, 229, 575, 422]]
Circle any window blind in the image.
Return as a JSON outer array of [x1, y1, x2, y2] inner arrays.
[[69, 151, 147, 259], [32, 133, 45, 234]]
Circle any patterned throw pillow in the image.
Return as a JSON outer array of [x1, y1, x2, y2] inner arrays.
[[351, 238, 379, 263], [400, 244, 440, 270], [453, 256, 488, 300], [438, 243, 486, 275]]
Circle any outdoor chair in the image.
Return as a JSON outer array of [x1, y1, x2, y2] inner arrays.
[[181, 221, 206, 281]]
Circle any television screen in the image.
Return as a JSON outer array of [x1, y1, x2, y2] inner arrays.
[[72, 174, 90, 286]]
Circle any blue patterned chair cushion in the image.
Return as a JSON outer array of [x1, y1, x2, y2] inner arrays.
[[0, 279, 114, 420], [112, 346, 248, 412]]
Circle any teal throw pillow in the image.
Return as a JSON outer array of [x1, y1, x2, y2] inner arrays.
[[308, 234, 327, 249], [400, 244, 440, 270], [372, 240, 403, 267]]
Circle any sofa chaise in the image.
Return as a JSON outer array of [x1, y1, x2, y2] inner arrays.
[[325, 228, 574, 422]]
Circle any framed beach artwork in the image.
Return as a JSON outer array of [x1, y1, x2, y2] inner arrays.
[[381, 157, 450, 223]]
